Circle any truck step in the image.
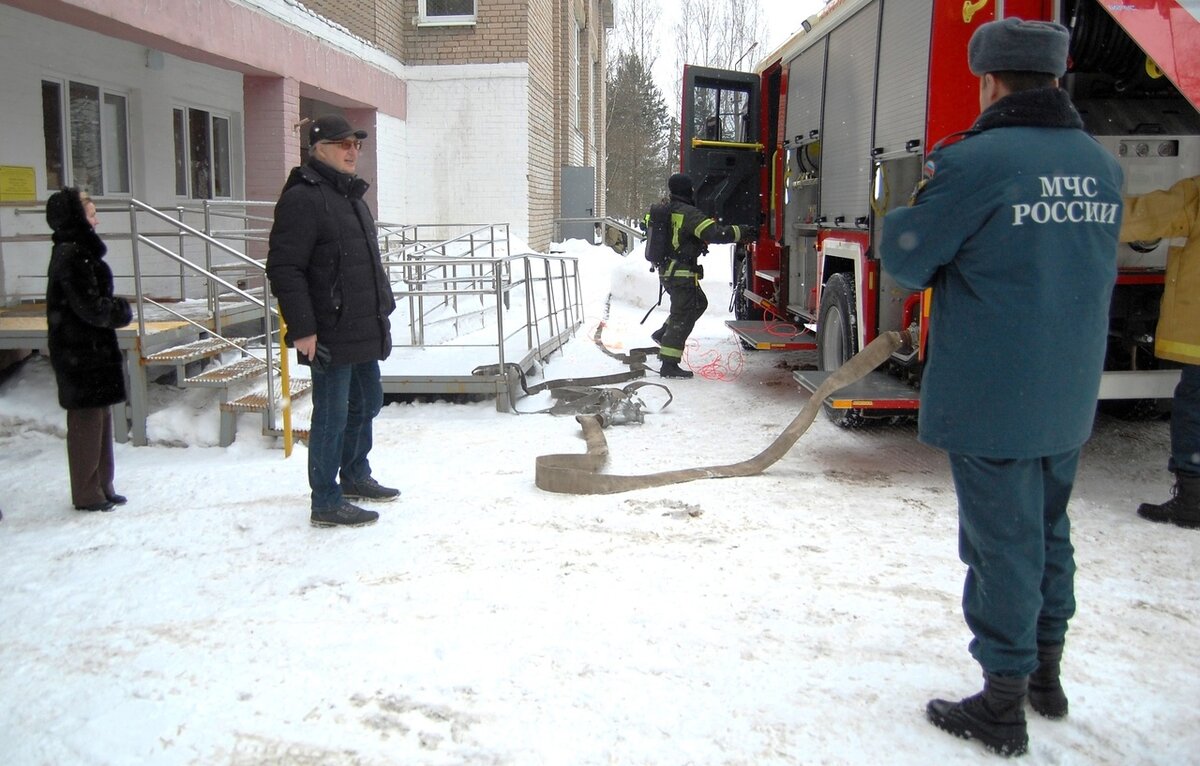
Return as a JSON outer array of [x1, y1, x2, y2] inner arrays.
[[726, 320, 817, 351]]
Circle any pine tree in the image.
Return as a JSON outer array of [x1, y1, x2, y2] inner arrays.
[[605, 51, 672, 221]]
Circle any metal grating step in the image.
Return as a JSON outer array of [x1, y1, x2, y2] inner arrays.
[[144, 337, 247, 364], [220, 378, 313, 413], [266, 427, 310, 444], [184, 357, 268, 387]]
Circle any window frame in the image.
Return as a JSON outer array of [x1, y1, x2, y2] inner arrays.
[[41, 77, 132, 196], [417, 0, 476, 26], [172, 105, 235, 200]]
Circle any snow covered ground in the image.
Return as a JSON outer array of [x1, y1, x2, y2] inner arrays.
[[1, 240, 1196, 765]]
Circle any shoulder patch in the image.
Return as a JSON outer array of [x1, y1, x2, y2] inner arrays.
[[908, 160, 937, 205]]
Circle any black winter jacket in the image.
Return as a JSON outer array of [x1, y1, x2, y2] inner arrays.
[[266, 159, 395, 366], [665, 192, 743, 268], [45, 188, 133, 410]]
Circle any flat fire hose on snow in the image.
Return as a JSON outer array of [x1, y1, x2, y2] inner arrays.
[[534, 330, 905, 495]]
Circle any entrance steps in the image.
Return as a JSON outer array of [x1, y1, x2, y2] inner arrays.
[[145, 333, 314, 446]]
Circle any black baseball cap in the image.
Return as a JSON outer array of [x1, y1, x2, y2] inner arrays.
[[308, 114, 368, 146]]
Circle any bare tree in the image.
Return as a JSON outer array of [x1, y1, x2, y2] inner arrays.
[[615, 0, 663, 70], [672, 0, 767, 115]]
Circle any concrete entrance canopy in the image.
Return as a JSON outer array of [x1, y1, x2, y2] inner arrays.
[[2, 0, 406, 117]]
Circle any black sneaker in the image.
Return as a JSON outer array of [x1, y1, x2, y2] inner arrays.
[[341, 476, 401, 502], [310, 501, 379, 528]]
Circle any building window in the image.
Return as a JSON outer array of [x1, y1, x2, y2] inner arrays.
[[173, 107, 232, 199], [419, 0, 475, 24], [41, 79, 131, 194]]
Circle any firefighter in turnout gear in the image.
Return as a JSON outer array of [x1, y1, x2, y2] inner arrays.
[[1121, 176, 1200, 529], [650, 173, 744, 379]]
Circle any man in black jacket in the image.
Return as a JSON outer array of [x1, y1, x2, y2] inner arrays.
[[267, 114, 399, 528], [651, 173, 744, 379]]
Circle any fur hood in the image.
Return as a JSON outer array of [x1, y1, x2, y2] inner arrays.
[[46, 187, 106, 257]]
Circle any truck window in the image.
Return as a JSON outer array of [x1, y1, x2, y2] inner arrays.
[[690, 80, 753, 145]]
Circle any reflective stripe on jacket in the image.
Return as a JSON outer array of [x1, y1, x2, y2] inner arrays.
[[1120, 176, 1200, 365]]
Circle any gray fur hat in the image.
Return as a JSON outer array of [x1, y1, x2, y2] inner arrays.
[[968, 17, 1070, 77]]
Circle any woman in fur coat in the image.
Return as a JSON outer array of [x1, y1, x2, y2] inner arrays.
[[45, 188, 133, 512]]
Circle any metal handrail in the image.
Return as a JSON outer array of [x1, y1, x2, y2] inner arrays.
[[6, 197, 581, 441], [128, 200, 285, 428]]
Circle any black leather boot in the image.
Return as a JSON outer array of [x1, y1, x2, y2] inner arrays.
[[927, 672, 1029, 757], [1137, 473, 1200, 529], [1029, 643, 1068, 719]]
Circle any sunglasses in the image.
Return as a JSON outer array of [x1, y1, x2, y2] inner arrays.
[[321, 139, 363, 151]]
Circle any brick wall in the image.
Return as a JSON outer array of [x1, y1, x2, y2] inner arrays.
[[287, 0, 611, 251], [525, 0, 557, 250], [402, 0, 528, 65], [298, 0, 407, 61]]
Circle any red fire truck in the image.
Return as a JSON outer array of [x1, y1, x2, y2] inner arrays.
[[681, 0, 1200, 423]]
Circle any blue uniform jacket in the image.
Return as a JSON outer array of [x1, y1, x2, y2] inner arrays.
[[880, 88, 1123, 458]]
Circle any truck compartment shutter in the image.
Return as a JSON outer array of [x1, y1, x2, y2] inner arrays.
[[819, 0, 880, 228], [874, 0, 933, 157]]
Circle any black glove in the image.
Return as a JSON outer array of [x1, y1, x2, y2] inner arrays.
[[309, 342, 332, 372]]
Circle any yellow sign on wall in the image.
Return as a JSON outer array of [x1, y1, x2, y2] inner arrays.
[[0, 166, 37, 202]]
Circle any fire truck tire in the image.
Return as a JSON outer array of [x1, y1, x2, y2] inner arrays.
[[817, 273, 864, 427], [732, 245, 764, 323]]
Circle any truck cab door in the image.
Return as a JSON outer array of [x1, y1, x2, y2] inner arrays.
[[680, 65, 762, 227]]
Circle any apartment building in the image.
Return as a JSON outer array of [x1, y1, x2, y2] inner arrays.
[[0, 0, 611, 301]]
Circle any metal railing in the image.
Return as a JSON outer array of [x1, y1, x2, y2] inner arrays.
[[3, 199, 582, 441], [553, 216, 645, 255]]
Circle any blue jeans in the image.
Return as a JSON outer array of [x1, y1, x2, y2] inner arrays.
[[1169, 363, 1200, 478], [307, 360, 383, 510], [949, 449, 1080, 677]]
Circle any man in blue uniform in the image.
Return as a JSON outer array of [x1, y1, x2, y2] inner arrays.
[[880, 19, 1123, 757]]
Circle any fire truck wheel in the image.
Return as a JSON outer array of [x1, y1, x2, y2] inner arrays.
[[732, 246, 764, 324], [817, 273, 865, 427]]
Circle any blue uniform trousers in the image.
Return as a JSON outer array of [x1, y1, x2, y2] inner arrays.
[[948, 450, 1080, 676], [1169, 363, 1200, 478]]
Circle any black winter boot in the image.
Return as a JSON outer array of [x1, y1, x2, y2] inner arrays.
[[1029, 643, 1068, 719], [659, 359, 694, 379], [650, 326, 665, 345], [927, 672, 1029, 757], [1137, 473, 1200, 529]]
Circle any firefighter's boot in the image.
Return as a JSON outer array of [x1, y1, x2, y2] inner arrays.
[[1137, 473, 1200, 529], [659, 359, 694, 379], [1028, 643, 1068, 719], [650, 326, 665, 345], [926, 672, 1029, 757]]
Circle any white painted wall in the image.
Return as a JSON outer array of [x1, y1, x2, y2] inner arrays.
[[374, 111, 408, 227], [0, 4, 245, 301], [0, 3, 534, 303], [403, 63, 530, 242]]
